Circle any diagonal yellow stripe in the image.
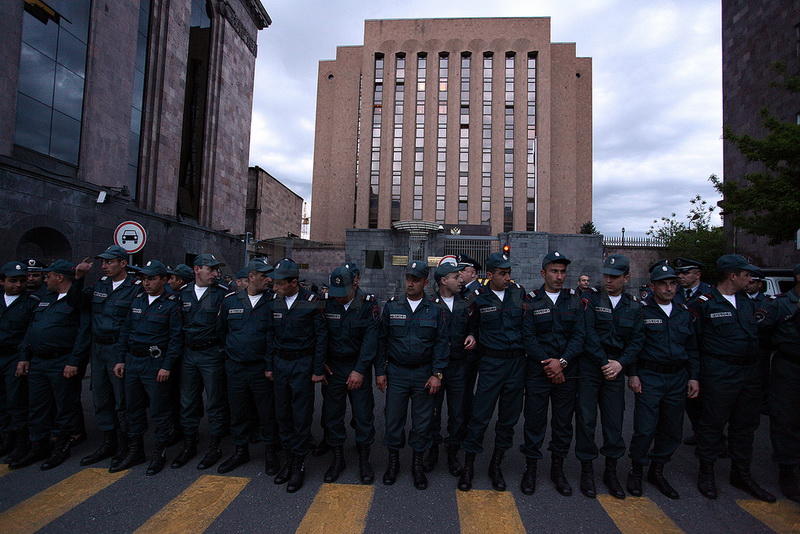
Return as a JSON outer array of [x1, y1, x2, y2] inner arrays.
[[737, 499, 800, 534], [0, 467, 128, 534], [134, 474, 249, 534], [598, 494, 684, 534], [0, 464, 9, 478], [295, 483, 374, 534], [456, 490, 525, 534]]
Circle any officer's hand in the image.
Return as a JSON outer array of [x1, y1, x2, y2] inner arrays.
[[601, 360, 623, 380], [540, 358, 560, 378], [346, 370, 364, 390], [687, 379, 700, 399], [157, 369, 171, 382], [628, 376, 642, 394], [63, 365, 78, 379], [425, 375, 442, 395], [376, 375, 387, 392], [113, 363, 125, 378], [15, 361, 30, 377], [549, 371, 566, 384], [464, 335, 477, 350], [324, 364, 333, 376], [312, 374, 326, 384], [265, 371, 273, 381]]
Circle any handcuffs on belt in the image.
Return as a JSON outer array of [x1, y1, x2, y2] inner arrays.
[[148, 346, 162, 359]]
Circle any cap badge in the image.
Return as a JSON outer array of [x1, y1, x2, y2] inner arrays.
[[662, 266, 668, 271], [554, 252, 560, 257], [334, 276, 342, 285], [211, 255, 216, 260], [412, 262, 417, 269], [28, 259, 35, 266], [15, 265, 21, 270], [146, 261, 152, 266], [502, 255, 508, 261], [610, 258, 615, 264]]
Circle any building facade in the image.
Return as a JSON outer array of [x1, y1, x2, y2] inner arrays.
[[0, 0, 270, 269], [722, 0, 800, 266], [246, 165, 304, 245], [311, 18, 592, 243]]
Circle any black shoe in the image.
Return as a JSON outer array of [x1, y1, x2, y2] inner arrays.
[[520, 458, 537, 495], [197, 437, 223, 470], [488, 449, 506, 491], [312, 440, 331, 457], [109, 431, 128, 471], [604, 457, 625, 499], [580, 461, 596, 498], [551, 456, 572, 496], [264, 446, 280, 476], [412, 451, 428, 490], [357, 444, 374, 484], [5, 430, 29, 464], [109, 437, 146, 473], [627, 464, 643, 497], [779, 464, 800, 504], [683, 434, 697, 446], [41, 435, 73, 470], [287, 455, 305, 493], [171, 435, 197, 469], [218, 445, 250, 474], [9, 439, 49, 470], [0, 431, 15, 457], [446, 445, 462, 477], [730, 463, 776, 503], [80, 430, 118, 466], [458, 453, 475, 492], [648, 462, 679, 499], [324, 446, 346, 483], [698, 460, 717, 499], [146, 445, 168, 476], [274, 454, 292, 484], [423, 444, 439, 473], [383, 449, 400, 485]]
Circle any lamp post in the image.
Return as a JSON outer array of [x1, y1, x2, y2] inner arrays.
[[621, 227, 626, 247]]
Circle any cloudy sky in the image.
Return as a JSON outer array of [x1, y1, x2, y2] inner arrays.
[[248, 0, 723, 236]]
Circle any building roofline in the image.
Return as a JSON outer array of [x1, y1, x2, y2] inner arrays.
[[250, 166, 303, 200], [364, 16, 552, 22], [240, 0, 271, 29]]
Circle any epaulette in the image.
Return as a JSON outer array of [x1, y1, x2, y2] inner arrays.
[[698, 295, 709, 302], [570, 288, 576, 295], [632, 295, 639, 302], [388, 296, 398, 302], [680, 303, 688, 310], [514, 283, 521, 289], [640, 300, 648, 306], [434, 297, 441, 303], [136, 291, 145, 298], [29, 293, 41, 301], [272, 293, 278, 299], [101, 276, 108, 280], [590, 287, 598, 293], [474, 289, 481, 295], [224, 291, 236, 298], [307, 293, 316, 302], [528, 290, 536, 298], [134, 279, 141, 285], [168, 295, 177, 301]]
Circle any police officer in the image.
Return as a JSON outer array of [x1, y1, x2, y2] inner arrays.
[[164, 263, 194, 444], [234, 268, 250, 292], [111, 260, 183, 475], [457, 255, 482, 295], [626, 263, 699, 499], [172, 253, 230, 471], [692, 254, 774, 502], [376, 261, 448, 490], [79, 246, 142, 467], [216, 260, 280, 475], [266, 258, 326, 493], [167, 264, 194, 294], [12, 260, 90, 470], [320, 266, 380, 483], [25, 259, 47, 298], [459, 252, 529, 492], [757, 264, 800, 503], [745, 273, 771, 413], [427, 260, 476, 476], [520, 251, 586, 497], [575, 254, 644, 500], [575, 273, 596, 298], [0, 262, 39, 462]]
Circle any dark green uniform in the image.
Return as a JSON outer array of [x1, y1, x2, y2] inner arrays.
[[0, 291, 39, 437], [676, 280, 713, 433]]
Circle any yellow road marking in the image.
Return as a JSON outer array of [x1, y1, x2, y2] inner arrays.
[[737, 499, 800, 534], [296, 483, 374, 534], [598, 494, 684, 534], [134, 474, 249, 534], [456, 490, 525, 534], [0, 464, 9, 477], [0, 467, 128, 534]]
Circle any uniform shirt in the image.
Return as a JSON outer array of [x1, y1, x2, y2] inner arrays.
[[434, 291, 473, 361], [377, 295, 449, 376], [633, 296, 700, 379], [84, 274, 141, 345], [323, 292, 380, 375], [757, 288, 800, 356], [468, 283, 528, 354], [461, 279, 482, 297], [690, 287, 759, 359], [0, 292, 40, 356], [525, 286, 586, 364], [583, 291, 644, 368], [19, 287, 90, 367], [674, 281, 713, 306], [218, 290, 271, 364], [119, 291, 183, 369], [266, 287, 327, 375], [179, 282, 227, 344]]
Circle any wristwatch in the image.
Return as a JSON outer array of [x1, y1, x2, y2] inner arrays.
[[559, 358, 568, 369], [434, 372, 444, 380]]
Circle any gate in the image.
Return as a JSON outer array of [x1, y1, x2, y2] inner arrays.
[[443, 236, 500, 277]]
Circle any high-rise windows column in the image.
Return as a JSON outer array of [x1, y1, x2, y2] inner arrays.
[[368, 53, 384, 228], [481, 52, 493, 224], [435, 53, 448, 223], [128, 0, 151, 200], [503, 52, 515, 232], [413, 53, 426, 220], [526, 52, 537, 231], [458, 52, 471, 224], [391, 53, 405, 223]]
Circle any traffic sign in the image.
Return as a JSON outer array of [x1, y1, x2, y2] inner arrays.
[[114, 221, 147, 254]]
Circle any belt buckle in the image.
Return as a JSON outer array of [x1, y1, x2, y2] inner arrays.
[[149, 346, 162, 359]]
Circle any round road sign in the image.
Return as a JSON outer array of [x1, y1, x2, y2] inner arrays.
[[114, 221, 147, 254]]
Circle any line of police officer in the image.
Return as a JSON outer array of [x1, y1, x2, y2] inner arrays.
[[0, 247, 797, 503]]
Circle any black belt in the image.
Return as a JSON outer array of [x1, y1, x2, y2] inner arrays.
[[31, 347, 71, 359], [276, 349, 313, 361], [480, 346, 524, 359], [186, 339, 220, 351], [226, 358, 265, 366], [388, 357, 431, 369], [329, 352, 358, 363], [129, 344, 166, 358], [637, 359, 687, 374], [706, 353, 756, 366], [776, 351, 800, 365], [94, 335, 117, 345]]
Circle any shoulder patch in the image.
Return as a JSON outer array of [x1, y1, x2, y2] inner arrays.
[[134, 279, 141, 285], [307, 294, 316, 302], [570, 288, 576, 295], [101, 275, 108, 280], [225, 291, 236, 298], [528, 290, 536, 298], [698, 295, 709, 302], [168, 295, 177, 301]]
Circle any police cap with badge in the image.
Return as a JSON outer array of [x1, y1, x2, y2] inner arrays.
[[405, 260, 429, 279], [272, 258, 300, 280], [435, 257, 465, 283], [193, 254, 224, 268], [1, 261, 28, 279], [96, 245, 128, 261], [485, 252, 511, 271], [167, 264, 194, 281], [602, 254, 630, 276], [328, 266, 354, 297], [457, 254, 481, 272], [541, 251, 571, 270], [44, 259, 75, 276], [673, 257, 704, 273], [25, 258, 45, 272], [650, 263, 679, 281], [716, 254, 759, 273], [138, 260, 169, 277]]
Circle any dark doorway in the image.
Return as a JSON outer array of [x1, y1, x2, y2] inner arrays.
[[16, 226, 72, 264]]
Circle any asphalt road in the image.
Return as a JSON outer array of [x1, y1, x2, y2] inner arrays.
[[0, 377, 797, 534]]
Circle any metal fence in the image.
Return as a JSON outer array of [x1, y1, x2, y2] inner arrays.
[[602, 235, 667, 248], [443, 236, 500, 276]]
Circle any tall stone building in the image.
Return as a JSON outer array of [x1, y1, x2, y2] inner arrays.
[[246, 165, 304, 244], [311, 18, 592, 243], [0, 0, 270, 268]]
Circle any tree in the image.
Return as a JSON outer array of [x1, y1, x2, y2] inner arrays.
[[579, 221, 598, 235], [712, 63, 800, 245]]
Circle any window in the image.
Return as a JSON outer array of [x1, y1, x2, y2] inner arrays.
[[458, 52, 471, 224], [391, 53, 406, 223], [526, 52, 537, 230], [365, 250, 385, 269], [413, 54, 426, 220], [503, 53, 515, 232], [369, 54, 384, 228], [127, 0, 151, 200]]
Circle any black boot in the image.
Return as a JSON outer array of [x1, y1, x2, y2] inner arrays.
[[488, 449, 506, 491], [0, 431, 15, 457], [627, 464, 643, 497], [9, 439, 49, 469], [109, 436, 145, 473], [109, 430, 128, 471], [197, 436, 223, 470], [423, 443, 439, 473], [604, 457, 625, 499], [520, 458, 537, 495], [446, 445, 462, 477], [383, 449, 400, 485], [698, 460, 717, 499], [412, 451, 428, 490], [264, 446, 281, 476], [357, 444, 374, 484], [779, 464, 800, 503], [170, 435, 197, 469], [580, 461, 596, 498], [274, 454, 292, 484], [146, 444, 168, 476], [218, 445, 250, 474], [551, 455, 572, 496], [730, 462, 776, 503], [648, 462, 679, 499], [6, 430, 29, 464], [287, 455, 306, 493], [312, 439, 331, 457], [41, 435, 73, 470], [324, 446, 346, 483], [458, 452, 475, 492], [166, 427, 183, 448], [80, 430, 118, 466]]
